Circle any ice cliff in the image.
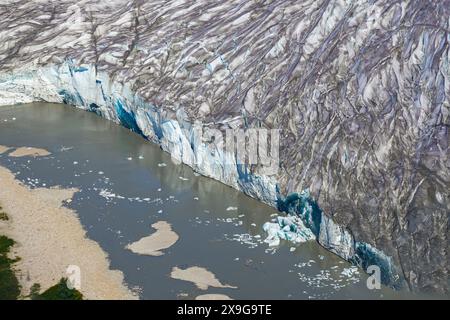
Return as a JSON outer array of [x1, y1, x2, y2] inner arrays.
[[0, 0, 448, 294]]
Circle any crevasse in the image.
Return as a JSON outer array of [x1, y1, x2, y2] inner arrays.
[[0, 60, 404, 289]]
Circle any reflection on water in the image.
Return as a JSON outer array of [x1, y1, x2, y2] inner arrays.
[[0, 103, 424, 299]]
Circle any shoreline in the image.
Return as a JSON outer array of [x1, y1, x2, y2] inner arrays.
[[0, 164, 136, 300]]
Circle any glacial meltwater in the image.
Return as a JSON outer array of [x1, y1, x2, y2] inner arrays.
[[0, 103, 423, 299]]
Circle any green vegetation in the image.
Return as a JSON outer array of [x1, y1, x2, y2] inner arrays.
[[30, 278, 83, 300], [0, 235, 21, 300], [1, 204, 82, 300], [0, 206, 9, 221]]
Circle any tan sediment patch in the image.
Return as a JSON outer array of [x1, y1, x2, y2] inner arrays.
[[195, 294, 233, 300], [8, 147, 51, 157], [0, 145, 10, 154], [0, 165, 136, 300], [126, 221, 178, 256], [170, 266, 237, 290]]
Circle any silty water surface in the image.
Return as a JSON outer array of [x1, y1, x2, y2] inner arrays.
[[0, 103, 421, 299]]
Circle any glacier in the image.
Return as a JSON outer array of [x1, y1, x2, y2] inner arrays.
[[0, 0, 448, 294], [0, 58, 408, 291]]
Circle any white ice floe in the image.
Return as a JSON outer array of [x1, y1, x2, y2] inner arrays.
[[341, 266, 360, 279], [60, 146, 73, 152], [226, 206, 238, 211], [99, 189, 116, 200], [225, 232, 260, 249], [157, 163, 167, 167]]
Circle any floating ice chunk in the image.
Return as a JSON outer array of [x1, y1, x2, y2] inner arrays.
[[341, 266, 359, 278], [157, 188, 162, 192], [158, 209, 163, 214], [226, 206, 238, 211], [157, 163, 167, 167], [73, 161, 78, 165], [193, 197, 199, 200], [262, 215, 315, 247], [290, 247, 296, 252], [98, 171, 104, 175], [179, 176, 189, 181], [60, 146, 74, 152], [265, 236, 280, 247], [99, 189, 115, 199], [138, 155, 144, 159], [127, 157, 132, 161]]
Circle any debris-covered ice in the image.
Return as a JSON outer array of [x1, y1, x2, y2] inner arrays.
[[263, 215, 315, 247]]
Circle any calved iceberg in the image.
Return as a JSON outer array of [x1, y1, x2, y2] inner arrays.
[[263, 215, 315, 247]]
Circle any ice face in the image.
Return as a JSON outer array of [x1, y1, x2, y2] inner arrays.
[[0, 0, 448, 294]]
